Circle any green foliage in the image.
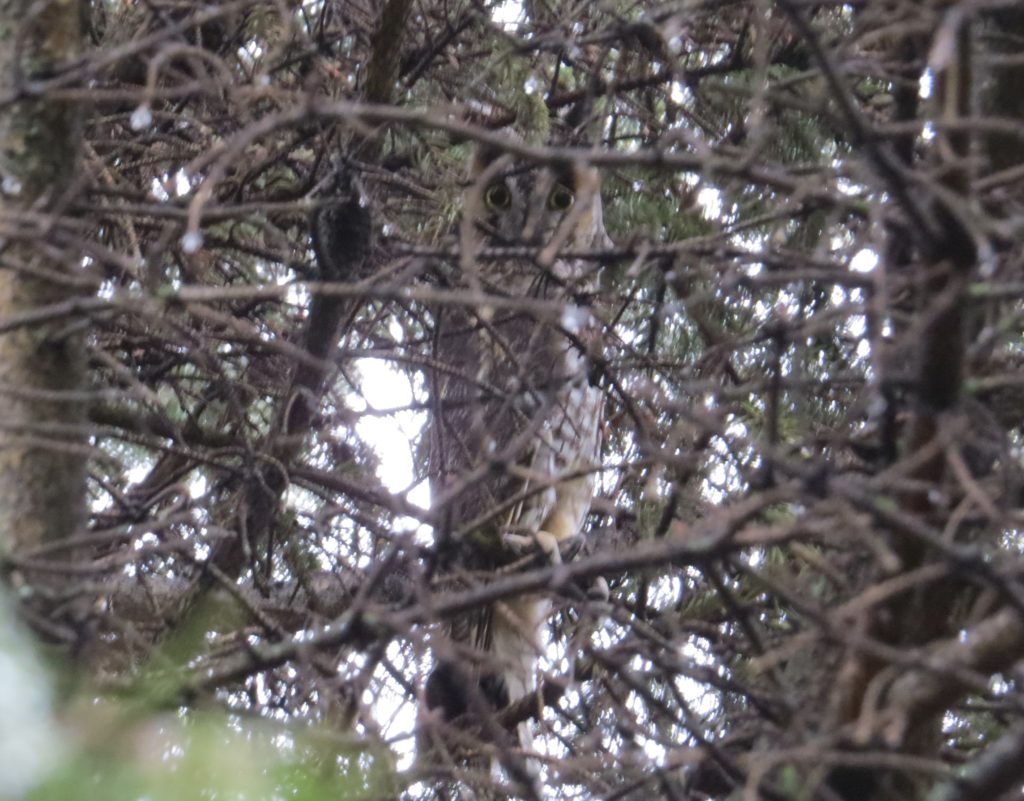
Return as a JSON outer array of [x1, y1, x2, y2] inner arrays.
[[29, 713, 395, 801]]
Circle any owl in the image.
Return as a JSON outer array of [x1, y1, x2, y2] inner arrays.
[[423, 140, 609, 755]]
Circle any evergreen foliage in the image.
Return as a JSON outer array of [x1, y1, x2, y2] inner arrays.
[[1, 2, 1023, 801]]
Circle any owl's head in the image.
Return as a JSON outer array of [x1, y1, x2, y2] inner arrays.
[[459, 143, 607, 283]]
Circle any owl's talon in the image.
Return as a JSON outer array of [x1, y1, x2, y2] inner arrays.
[[503, 529, 563, 565], [587, 576, 610, 602], [535, 530, 561, 565], [502, 531, 534, 555], [558, 534, 585, 563]]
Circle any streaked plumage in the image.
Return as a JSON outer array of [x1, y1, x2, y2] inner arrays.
[[425, 145, 608, 746]]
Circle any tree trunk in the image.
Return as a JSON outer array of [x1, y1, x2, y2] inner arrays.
[[0, 0, 86, 555]]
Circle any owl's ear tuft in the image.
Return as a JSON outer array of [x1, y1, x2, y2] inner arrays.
[[552, 88, 604, 146], [470, 142, 507, 176], [563, 96, 593, 134]]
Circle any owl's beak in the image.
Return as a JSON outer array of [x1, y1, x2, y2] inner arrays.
[[521, 184, 552, 245]]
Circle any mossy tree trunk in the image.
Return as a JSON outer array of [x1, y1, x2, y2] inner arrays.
[[0, 0, 86, 554]]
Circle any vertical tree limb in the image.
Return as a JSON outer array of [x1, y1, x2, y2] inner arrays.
[[0, 0, 85, 554]]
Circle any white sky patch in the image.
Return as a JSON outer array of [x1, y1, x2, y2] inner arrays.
[[284, 274, 308, 308], [189, 473, 208, 500], [151, 177, 169, 202], [702, 418, 751, 504], [150, 170, 191, 201], [850, 248, 878, 273], [703, 450, 730, 505], [831, 283, 869, 359], [237, 40, 264, 68], [919, 69, 933, 99], [835, 176, 867, 197], [697, 186, 722, 220], [670, 81, 690, 104], [377, 641, 420, 771], [676, 638, 721, 720], [126, 458, 156, 486], [174, 170, 190, 196], [753, 288, 797, 324], [355, 358, 430, 532], [647, 574, 683, 608], [988, 672, 1009, 695], [491, 0, 523, 26]]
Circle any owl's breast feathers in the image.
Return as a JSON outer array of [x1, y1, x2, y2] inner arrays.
[[424, 151, 608, 731], [429, 299, 602, 559], [431, 156, 606, 563], [426, 295, 603, 723]]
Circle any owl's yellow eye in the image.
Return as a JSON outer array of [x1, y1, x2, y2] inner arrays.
[[484, 182, 512, 210], [547, 183, 575, 211]]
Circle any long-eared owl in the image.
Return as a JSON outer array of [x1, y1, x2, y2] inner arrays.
[[423, 138, 609, 744]]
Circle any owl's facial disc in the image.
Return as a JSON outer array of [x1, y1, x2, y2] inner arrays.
[[464, 156, 602, 276]]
